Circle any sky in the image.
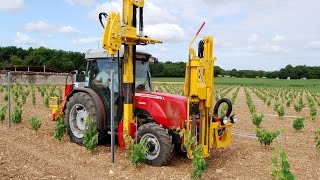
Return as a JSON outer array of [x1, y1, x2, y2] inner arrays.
[[0, 0, 319, 71]]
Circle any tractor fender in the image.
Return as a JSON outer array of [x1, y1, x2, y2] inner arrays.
[[136, 99, 168, 126], [66, 87, 107, 130]]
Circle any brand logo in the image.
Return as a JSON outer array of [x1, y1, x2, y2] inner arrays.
[[135, 93, 165, 100]]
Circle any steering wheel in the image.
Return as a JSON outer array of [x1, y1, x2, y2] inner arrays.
[[137, 83, 146, 90]]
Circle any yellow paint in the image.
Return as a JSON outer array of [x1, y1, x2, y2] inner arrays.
[[101, 12, 121, 55], [131, 0, 144, 7], [123, 104, 134, 132], [101, 0, 161, 135], [183, 35, 233, 159], [49, 97, 59, 116]]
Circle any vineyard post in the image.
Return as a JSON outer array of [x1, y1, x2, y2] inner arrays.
[[7, 71, 11, 128], [110, 70, 115, 163]]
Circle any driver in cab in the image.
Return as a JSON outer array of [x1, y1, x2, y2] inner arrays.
[[93, 64, 111, 90]]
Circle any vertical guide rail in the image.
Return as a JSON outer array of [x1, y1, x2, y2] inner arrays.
[[110, 70, 115, 163], [7, 71, 11, 128], [184, 22, 206, 155]]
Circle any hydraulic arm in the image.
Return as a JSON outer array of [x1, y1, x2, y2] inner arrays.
[[100, 0, 161, 136]]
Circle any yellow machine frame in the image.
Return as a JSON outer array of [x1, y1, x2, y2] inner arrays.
[[183, 25, 232, 158], [101, 0, 233, 159], [101, 0, 160, 135]]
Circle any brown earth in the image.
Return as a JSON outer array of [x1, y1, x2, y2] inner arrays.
[[0, 86, 320, 179]]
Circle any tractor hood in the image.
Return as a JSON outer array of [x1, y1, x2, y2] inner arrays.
[[134, 91, 188, 129]]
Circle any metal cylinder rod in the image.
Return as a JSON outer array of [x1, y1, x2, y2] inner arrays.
[[110, 70, 115, 163], [7, 71, 11, 128], [192, 112, 196, 140], [139, 7, 143, 36]]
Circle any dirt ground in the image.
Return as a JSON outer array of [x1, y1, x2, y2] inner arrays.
[[1, 86, 320, 179]]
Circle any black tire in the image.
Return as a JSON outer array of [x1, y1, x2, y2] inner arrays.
[[64, 92, 103, 145], [136, 123, 174, 166]]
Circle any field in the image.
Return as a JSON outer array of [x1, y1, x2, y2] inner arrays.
[[1, 78, 320, 179]]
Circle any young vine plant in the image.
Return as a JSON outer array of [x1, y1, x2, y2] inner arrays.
[[256, 128, 280, 146], [292, 117, 305, 131], [124, 133, 148, 165], [83, 116, 99, 153], [54, 116, 66, 140], [271, 147, 295, 180], [180, 129, 208, 180], [29, 116, 41, 132], [315, 128, 320, 150]]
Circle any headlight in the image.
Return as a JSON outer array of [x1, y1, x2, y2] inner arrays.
[[230, 114, 237, 123], [221, 116, 228, 125]]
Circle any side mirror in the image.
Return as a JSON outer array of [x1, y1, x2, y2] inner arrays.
[[76, 73, 85, 82]]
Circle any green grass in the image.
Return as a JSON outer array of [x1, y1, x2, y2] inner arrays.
[[152, 77, 185, 82], [152, 77, 320, 87]]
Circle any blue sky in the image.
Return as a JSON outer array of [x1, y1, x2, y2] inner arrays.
[[0, 0, 319, 71]]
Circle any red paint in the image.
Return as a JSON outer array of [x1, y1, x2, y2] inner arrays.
[[135, 91, 188, 129], [51, 84, 73, 121], [118, 121, 136, 150], [64, 84, 73, 97], [196, 22, 206, 36]]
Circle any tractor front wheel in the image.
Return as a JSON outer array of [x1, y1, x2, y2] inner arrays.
[[136, 123, 174, 166]]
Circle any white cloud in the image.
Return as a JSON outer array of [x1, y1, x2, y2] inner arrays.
[[144, 23, 185, 43], [58, 26, 80, 34], [88, 0, 177, 25], [247, 41, 289, 54], [65, 0, 95, 6], [0, 0, 24, 12], [244, 34, 289, 54], [73, 37, 100, 45], [216, 39, 233, 49], [306, 41, 320, 49], [14, 32, 47, 47], [14, 32, 36, 45], [261, 42, 289, 53], [159, 47, 167, 53], [136, 46, 147, 52], [88, 1, 121, 20], [143, 1, 177, 25], [25, 21, 56, 32], [24, 21, 79, 34], [272, 35, 285, 43], [248, 34, 260, 43]]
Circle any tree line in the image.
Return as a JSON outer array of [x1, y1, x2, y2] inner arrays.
[[0, 46, 86, 72], [150, 62, 320, 79], [1, 46, 319, 79]]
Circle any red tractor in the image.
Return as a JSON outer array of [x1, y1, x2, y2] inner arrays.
[[55, 48, 234, 166], [54, 0, 236, 167]]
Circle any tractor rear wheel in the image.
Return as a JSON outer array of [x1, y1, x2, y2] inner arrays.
[[136, 123, 174, 166], [65, 92, 100, 145]]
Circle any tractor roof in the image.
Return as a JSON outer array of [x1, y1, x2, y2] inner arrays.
[[85, 49, 153, 61]]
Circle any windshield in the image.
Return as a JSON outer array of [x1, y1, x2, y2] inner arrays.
[[89, 58, 119, 93], [135, 60, 151, 91]]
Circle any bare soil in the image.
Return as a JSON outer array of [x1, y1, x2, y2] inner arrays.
[[0, 86, 320, 179]]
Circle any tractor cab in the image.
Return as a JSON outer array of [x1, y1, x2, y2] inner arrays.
[[79, 49, 154, 129], [84, 49, 153, 91]]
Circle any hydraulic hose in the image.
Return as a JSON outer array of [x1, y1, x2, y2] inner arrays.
[[213, 98, 233, 117], [98, 12, 108, 28]]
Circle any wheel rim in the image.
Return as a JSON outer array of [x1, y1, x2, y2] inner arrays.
[[69, 104, 88, 138], [141, 133, 160, 160]]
